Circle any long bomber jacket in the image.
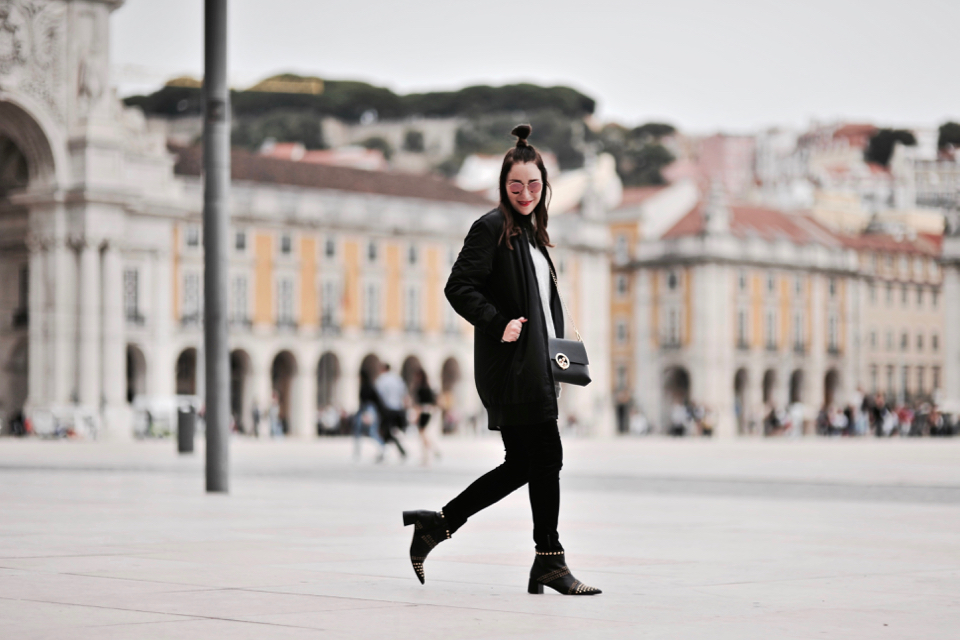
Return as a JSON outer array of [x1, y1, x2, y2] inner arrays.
[[444, 208, 564, 430]]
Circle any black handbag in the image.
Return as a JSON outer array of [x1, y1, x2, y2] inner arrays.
[[548, 266, 591, 387]]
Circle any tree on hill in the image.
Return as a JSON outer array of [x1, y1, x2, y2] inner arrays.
[[124, 76, 595, 122], [594, 122, 676, 186], [453, 110, 585, 171], [361, 136, 393, 160], [864, 128, 916, 166], [632, 122, 676, 140], [231, 110, 325, 150], [403, 129, 425, 153], [938, 122, 960, 152]]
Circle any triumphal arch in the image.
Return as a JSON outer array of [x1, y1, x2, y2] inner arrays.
[[0, 0, 177, 437]]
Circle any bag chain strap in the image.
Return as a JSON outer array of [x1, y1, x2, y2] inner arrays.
[[549, 266, 582, 343]]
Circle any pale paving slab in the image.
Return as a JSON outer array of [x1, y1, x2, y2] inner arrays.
[[0, 436, 958, 639]]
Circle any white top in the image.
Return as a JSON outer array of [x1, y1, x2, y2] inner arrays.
[[528, 237, 556, 339], [375, 371, 407, 410]]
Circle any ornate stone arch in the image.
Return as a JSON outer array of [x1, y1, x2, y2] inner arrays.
[[0, 92, 66, 189]]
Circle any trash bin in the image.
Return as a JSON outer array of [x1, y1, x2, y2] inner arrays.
[[177, 407, 196, 453]]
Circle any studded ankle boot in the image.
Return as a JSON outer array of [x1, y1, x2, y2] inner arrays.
[[402, 510, 451, 584], [527, 550, 602, 595]]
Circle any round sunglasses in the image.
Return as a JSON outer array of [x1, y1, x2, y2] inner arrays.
[[507, 180, 543, 196]]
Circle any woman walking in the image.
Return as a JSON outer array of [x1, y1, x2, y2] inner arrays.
[[402, 125, 601, 596], [413, 369, 439, 466]]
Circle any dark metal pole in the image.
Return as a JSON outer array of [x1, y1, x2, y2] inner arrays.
[[203, 0, 229, 492]]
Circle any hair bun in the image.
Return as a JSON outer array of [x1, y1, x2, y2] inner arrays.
[[511, 124, 532, 147]]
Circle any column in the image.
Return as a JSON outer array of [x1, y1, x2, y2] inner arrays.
[[942, 235, 960, 404], [101, 241, 130, 439], [696, 262, 736, 438], [49, 239, 76, 404], [25, 235, 47, 410], [152, 249, 174, 396], [808, 274, 826, 410], [77, 240, 101, 409]]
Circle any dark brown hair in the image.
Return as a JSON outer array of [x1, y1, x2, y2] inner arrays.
[[498, 124, 552, 250]]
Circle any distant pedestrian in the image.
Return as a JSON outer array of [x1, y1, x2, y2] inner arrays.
[[413, 369, 439, 465], [268, 392, 282, 437], [402, 124, 600, 596], [375, 363, 407, 460], [354, 368, 385, 461], [251, 402, 261, 438]]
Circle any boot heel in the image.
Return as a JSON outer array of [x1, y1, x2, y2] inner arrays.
[[402, 511, 417, 527], [527, 578, 543, 594]]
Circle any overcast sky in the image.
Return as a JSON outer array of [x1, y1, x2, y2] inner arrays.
[[110, 0, 959, 133]]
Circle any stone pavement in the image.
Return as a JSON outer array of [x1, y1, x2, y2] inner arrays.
[[1, 435, 958, 639]]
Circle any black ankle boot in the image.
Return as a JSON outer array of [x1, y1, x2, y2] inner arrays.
[[528, 551, 602, 595], [402, 510, 450, 584]]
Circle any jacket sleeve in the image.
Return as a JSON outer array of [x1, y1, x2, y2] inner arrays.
[[445, 217, 510, 340]]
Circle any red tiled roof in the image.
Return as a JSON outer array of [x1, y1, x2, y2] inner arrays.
[[616, 186, 667, 208], [661, 200, 940, 256], [843, 232, 940, 256], [172, 146, 489, 206], [662, 202, 834, 244], [833, 123, 877, 147]]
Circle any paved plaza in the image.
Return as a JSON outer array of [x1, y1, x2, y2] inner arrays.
[[1, 434, 958, 639]]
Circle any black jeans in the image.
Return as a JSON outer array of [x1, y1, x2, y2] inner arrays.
[[442, 420, 563, 551]]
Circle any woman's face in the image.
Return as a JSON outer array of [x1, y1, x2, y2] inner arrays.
[[505, 162, 542, 216]]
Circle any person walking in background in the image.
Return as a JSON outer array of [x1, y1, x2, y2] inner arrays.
[[268, 392, 282, 438], [251, 401, 261, 438], [354, 368, 385, 461], [375, 363, 408, 460], [402, 125, 601, 596], [413, 368, 440, 466]]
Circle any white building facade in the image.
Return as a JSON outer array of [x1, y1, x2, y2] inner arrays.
[[0, 0, 616, 438]]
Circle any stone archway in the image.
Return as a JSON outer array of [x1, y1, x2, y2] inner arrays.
[[126, 344, 146, 404], [441, 357, 461, 393], [789, 369, 805, 405], [762, 369, 777, 406], [0, 135, 29, 196], [0, 99, 61, 190], [3, 338, 28, 425], [734, 368, 748, 434], [317, 352, 341, 409], [824, 368, 840, 408], [230, 350, 252, 433], [271, 351, 299, 435], [360, 353, 382, 380], [662, 366, 691, 434], [401, 355, 423, 390], [175, 348, 197, 395]]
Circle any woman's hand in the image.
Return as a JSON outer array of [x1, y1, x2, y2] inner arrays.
[[502, 317, 527, 342]]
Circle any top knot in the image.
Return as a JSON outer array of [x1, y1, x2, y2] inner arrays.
[[511, 124, 532, 147]]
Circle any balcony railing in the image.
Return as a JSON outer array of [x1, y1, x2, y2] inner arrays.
[[126, 311, 146, 326], [793, 342, 806, 355], [230, 316, 253, 330], [736, 339, 750, 351], [321, 315, 340, 334], [180, 312, 202, 327], [276, 318, 298, 331]]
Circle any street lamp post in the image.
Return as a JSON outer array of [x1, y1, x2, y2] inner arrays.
[[203, 0, 230, 492]]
